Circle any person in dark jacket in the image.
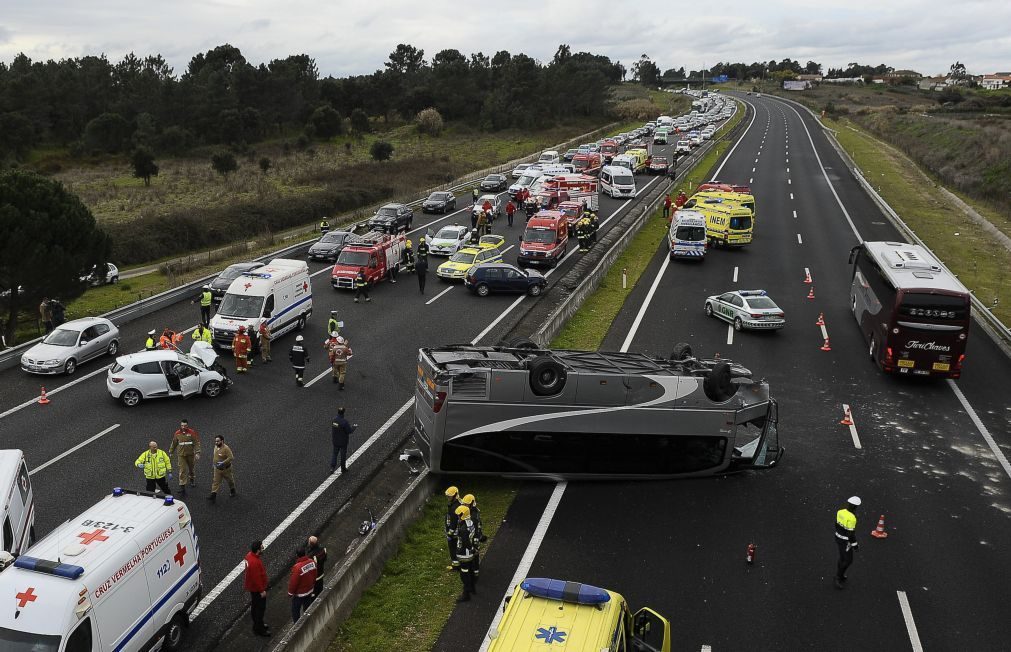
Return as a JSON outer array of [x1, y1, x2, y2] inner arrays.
[[289, 335, 309, 386], [49, 298, 66, 327], [306, 535, 328, 602], [444, 486, 463, 570], [330, 407, 357, 474], [415, 253, 428, 294], [454, 505, 478, 601], [243, 541, 271, 637]]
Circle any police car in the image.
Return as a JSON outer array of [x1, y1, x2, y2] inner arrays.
[[704, 289, 786, 330]]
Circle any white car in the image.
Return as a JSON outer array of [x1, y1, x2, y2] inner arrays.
[[511, 163, 532, 179], [675, 140, 692, 155], [81, 262, 119, 285], [21, 317, 120, 375], [427, 224, 472, 256], [107, 342, 231, 407], [705, 290, 786, 331]]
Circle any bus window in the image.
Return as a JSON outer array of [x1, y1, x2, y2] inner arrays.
[[899, 292, 968, 322]]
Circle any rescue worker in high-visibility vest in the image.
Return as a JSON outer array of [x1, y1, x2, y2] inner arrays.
[[353, 268, 370, 303], [444, 486, 463, 570], [192, 323, 212, 344], [454, 505, 477, 602], [258, 321, 272, 363], [169, 420, 201, 495], [233, 326, 251, 373], [834, 496, 861, 589], [194, 285, 213, 326], [575, 217, 592, 252], [135, 440, 172, 495], [145, 329, 158, 350], [327, 311, 341, 337], [289, 335, 309, 386], [325, 333, 352, 390], [471, 187, 479, 205], [320, 219, 330, 234]]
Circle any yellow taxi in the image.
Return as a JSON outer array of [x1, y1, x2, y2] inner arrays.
[[437, 237, 504, 281], [487, 577, 670, 652]]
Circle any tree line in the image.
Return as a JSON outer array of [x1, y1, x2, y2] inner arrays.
[[627, 55, 912, 86], [0, 43, 623, 164]]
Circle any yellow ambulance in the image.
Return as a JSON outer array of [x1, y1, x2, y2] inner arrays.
[[694, 200, 754, 247], [685, 190, 757, 221], [487, 577, 670, 651]]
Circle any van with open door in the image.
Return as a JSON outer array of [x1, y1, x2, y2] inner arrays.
[[0, 450, 34, 559]]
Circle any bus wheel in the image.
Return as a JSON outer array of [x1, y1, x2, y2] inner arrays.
[[529, 356, 566, 396], [703, 362, 737, 402], [670, 342, 693, 361], [508, 337, 539, 349]]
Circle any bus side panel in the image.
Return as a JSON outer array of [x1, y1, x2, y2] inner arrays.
[[852, 252, 896, 367]]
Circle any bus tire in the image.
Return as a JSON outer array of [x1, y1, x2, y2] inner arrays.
[[670, 342, 693, 361], [529, 356, 566, 396], [703, 362, 737, 402], [508, 337, 539, 349]]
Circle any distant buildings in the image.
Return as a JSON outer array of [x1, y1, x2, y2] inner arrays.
[[980, 73, 1011, 90]]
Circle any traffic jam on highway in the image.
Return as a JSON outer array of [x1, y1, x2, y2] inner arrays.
[[0, 94, 738, 651]]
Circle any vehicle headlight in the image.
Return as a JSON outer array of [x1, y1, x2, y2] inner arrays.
[[46, 359, 61, 365]]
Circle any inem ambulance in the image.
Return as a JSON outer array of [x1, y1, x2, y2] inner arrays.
[[488, 577, 671, 652], [0, 489, 201, 652], [210, 258, 312, 350]]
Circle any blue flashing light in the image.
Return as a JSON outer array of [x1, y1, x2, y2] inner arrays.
[[520, 578, 610, 606], [163, 496, 175, 505], [113, 487, 124, 497], [14, 556, 85, 580], [242, 271, 273, 279], [739, 290, 768, 296]]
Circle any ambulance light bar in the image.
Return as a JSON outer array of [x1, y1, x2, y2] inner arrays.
[[15, 556, 85, 580], [520, 578, 610, 606]]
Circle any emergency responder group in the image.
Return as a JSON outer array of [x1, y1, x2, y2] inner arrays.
[[134, 422, 239, 502], [444, 486, 486, 602]]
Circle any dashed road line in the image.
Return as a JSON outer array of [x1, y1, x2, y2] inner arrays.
[[793, 210, 798, 218], [948, 380, 1011, 480], [788, 178, 792, 185], [897, 591, 924, 652], [790, 192, 795, 200], [30, 424, 121, 475], [842, 403, 862, 449], [733, 266, 739, 283], [310, 266, 331, 278], [726, 323, 734, 345], [425, 286, 454, 305], [797, 233, 803, 244]]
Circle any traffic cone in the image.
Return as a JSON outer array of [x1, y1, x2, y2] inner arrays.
[[807, 286, 816, 300], [746, 542, 756, 565], [820, 337, 832, 351], [871, 515, 889, 539], [38, 386, 50, 405], [839, 406, 853, 426], [815, 312, 825, 326], [804, 271, 812, 284]]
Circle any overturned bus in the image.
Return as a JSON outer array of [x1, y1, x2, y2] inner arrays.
[[413, 343, 782, 479]]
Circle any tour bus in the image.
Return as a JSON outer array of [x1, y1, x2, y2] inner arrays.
[[412, 344, 782, 478], [487, 577, 670, 652], [848, 241, 971, 378]]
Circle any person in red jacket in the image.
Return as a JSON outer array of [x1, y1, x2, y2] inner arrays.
[[288, 547, 317, 623], [243, 541, 271, 637], [675, 190, 688, 208], [663, 193, 672, 220]]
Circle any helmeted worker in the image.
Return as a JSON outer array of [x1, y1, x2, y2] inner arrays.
[[461, 494, 486, 543], [194, 285, 213, 326], [135, 440, 172, 495], [258, 321, 272, 363], [192, 323, 213, 344], [320, 219, 330, 234], [325, 333, 352, 389], [404, 239, 415, 272], [454, 505, 478, 602], [353, 268, 370, 303], [145, 329, 158, 350], [289, 335, 309, 386], [327, 310, 341, 337], [416, 236, 429, 259], [233, 326, 251, 373], [575, 217, 593, 252], [834, 496, 861, 589], [445, 486, 463, 570], [169, 419, 201, 495], [207, 434, 235, 501]]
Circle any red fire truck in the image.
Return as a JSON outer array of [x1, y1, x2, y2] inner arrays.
[[330, 230, 406, 289], [542, 174, 599, 211], [572, 152, 604, 176], [518, 210, 569, 269], [599, 139, 620, 163]]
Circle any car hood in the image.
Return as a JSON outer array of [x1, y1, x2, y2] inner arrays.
[[438, 261, 472, 272], [189, 341, 218, 367], [309, 242, 339, 252], [370, 215, 396, 223], [424, 199, 446, 205], [24, 342, 73, 360], [430, 237, 463, 247], [210, 277, 234, 290]]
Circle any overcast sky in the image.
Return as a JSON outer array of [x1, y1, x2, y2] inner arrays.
[[2, 0, 1008, 78]]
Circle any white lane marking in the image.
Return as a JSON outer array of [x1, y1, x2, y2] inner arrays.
[[408, 201, 485, 237], [620, 255, 671, 353], [820, 323, 829, 340], [797, 233, 803, 244], [752, 167, 756, 173], [310, 266, 331, 278], [425, 285, 454, 305], [304, 365, 333, 388], [192, 397, 416, 618], [733, 266, 739, 283], [750, 178, 753, 184], [793, 210, 798, 218], [948, 380, 1011, 480], [711, 100, 755, 181], [471, 295, 524, 345], [790, 193, 795, 200], [479, 482, 568, 652], [787, 167, 790, 173], [1, 365, 111, 420], [726, 323, 734, 345], [788, 178, 792, 185], [786, 158, 789, 163], [755, 158, 759, 163], [757, 151, 761, 156], [842, 403, 862, 449], [897, 591, 924, 652], [702, 647, 713, 652], [30, 424, 120, 475], [804, 266, 811, 280]]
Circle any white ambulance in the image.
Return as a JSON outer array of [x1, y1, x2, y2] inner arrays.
[[0, 489, 201, 651], [210, 258, 312, 350], [0, 450, 34, 557]]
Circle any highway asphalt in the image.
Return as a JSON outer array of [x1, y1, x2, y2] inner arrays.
[[0, 123, 710, 647], [436, 94, 1011, 651]]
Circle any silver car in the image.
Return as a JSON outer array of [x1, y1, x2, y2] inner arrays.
[[106, 342, 231, 407], [704, 290, 786, 331], [21, 317, 120, 375]]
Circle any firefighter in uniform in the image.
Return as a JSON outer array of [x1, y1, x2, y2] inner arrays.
[[455, 505, 478, 602], [834, 496, 860, 589], [194, 285, 213, 326], [675, 190, 688, 208], [289, 335, 309, 386], [416, 236, 430, 259], [445, 486, 463, 570], [325, 333, 352, 389], [192, 323, 212, 344], [587, 210, 599, 246], [576, 217, 592, 252], [258, 321, 272, 363], [353, 268, 370, 303], [461, 494, 484, 583], [145, 329, 158, 350], [233, 326, 251, 373], [169, 420, 201, 495], [208, 434, 235, 501], [327, 310, 341, 336], [404, 239, 415, 272]]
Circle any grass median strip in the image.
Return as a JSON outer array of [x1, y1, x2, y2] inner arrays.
[[329, 477, 518, 652]]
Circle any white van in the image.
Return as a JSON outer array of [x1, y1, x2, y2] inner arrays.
[[599, 165, 636, 199], [210, 258, 312, 350], [668, 210, 708, 260], [537, 150, 560, 165], [656, 115, 674, 129], [610, 154, 636, 173], [0, 450, 34, 557], [0, 489, 201, 651]]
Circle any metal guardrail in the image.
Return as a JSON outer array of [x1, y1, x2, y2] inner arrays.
[[766, 93, 1011, 357]]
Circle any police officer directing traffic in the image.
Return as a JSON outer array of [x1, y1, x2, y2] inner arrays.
[[193, 285, 213, 326], [834, 496, 860, 589]]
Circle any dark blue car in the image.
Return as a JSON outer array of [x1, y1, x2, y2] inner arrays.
[[464, 262, 547, 297]]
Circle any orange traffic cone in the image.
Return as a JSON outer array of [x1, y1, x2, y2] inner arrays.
[[840, 406, 853, 426], [815, 312, 825, 326], [820, 337, 832, 351], [807, 286, 816, 300], [804, 271, 812, 284], [38, 386, 51, 405], [871, 515, 889, 539]]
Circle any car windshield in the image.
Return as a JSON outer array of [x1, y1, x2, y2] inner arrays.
[[218, 293, 264, 319], [746, 296, 778, 309], [523, 229, 556, 244], [43, 328, 80, 346], [377, 207, 398, 217], [320, 233, 346, 244], [450, 251, 477, 264], [435, 227, 462, 239], [612, 173, 633, 185], [573, 159, 588, 170], [675, 225, 706, 241], [337, 250, 371, 267], [653, 157, 668, 165], [221, 265, 252, 280], [429, 193, 451, 201], [518, 174, 539, 186], [485, 175, 503, 182], [0, 627, 61, 652]]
